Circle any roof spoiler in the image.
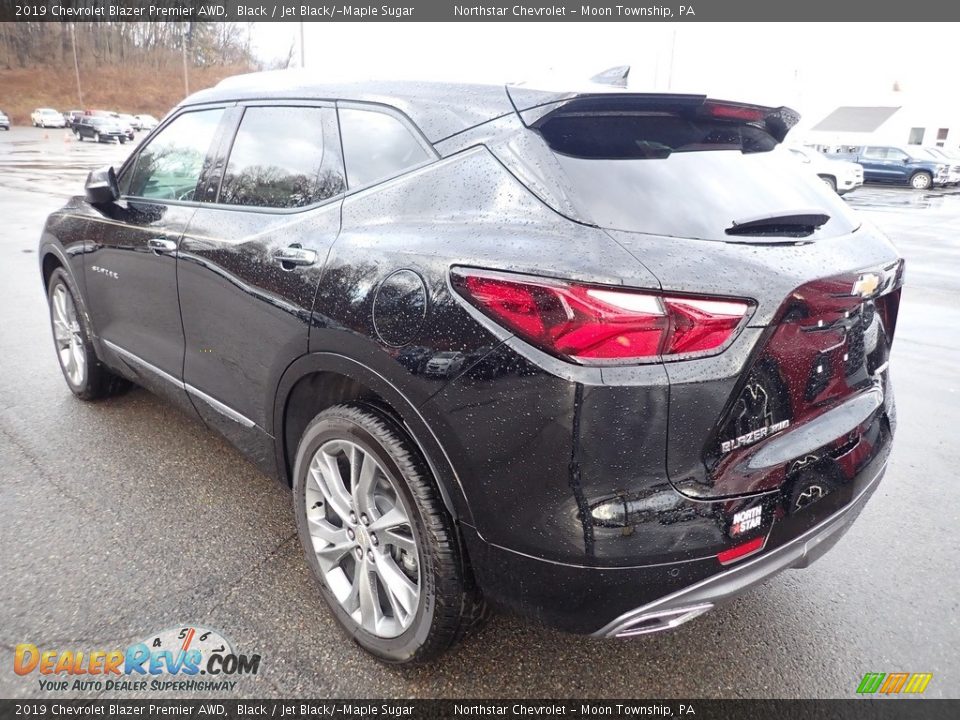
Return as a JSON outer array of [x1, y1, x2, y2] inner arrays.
[[506, 87, 800, 144]]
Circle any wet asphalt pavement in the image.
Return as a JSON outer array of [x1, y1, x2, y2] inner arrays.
[[0, 126, 958, 699]]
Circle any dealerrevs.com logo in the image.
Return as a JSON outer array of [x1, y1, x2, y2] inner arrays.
[[14, 626, 261, 693]]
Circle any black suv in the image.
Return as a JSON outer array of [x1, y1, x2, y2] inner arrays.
[[39, 75, 902, 664], [74, 115, 127, 144]]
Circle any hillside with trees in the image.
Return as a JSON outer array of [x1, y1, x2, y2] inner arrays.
[[0, 22, 261, 123]]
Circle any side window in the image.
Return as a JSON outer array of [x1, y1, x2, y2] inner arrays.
[[887, 149, 908, 162], [861, 147, 886, 160], [218, 106, 345, 209], [338, 108, 431, 189], [123, 109, 224, 201]]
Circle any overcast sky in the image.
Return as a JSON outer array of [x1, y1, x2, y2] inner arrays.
[[250, 23, 955, 126]]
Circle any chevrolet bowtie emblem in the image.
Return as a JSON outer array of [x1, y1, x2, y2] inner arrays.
[[852, 273, 881, 298]]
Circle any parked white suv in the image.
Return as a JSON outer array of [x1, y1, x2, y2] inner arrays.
[[788, 146, 863, 195], [31, 108, 66, 128]]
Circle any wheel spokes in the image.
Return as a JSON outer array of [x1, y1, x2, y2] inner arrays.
[[350, 447, 378, 515], [306, 438, 421, 639], [368, 505, 406, 533], [356, 559, 385, 634], [371, 551, 418, 617], [309, 449, 352, 523], [51, 285, 85, 386]]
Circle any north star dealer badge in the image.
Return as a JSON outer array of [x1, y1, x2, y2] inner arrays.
[[731, 506, 762, 535]]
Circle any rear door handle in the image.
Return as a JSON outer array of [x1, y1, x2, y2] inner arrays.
[[273, 245, 317, 268], [147, 238, 177, 254]]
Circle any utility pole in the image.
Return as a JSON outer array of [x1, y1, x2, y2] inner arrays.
[[300, 22, 306, 68], [667, 30, 677, 91], [182, 23, 190, 96], [71, 23, 83, 107]]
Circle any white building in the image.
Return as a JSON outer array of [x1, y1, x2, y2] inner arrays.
[[796, 90, 960, 151]]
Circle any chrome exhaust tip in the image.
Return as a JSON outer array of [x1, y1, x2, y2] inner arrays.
[[610, 603, 714, 638]]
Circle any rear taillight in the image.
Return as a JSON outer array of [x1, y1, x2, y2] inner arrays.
[[451, 268, 752, 364]]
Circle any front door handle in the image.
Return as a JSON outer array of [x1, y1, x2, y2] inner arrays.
[[273, 245, 317, 269], [147, 238, 177, 254]]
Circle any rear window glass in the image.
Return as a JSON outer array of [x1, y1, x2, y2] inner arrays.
[[528, 113, 860, 241], [539, 114, 778, 159], [339, 108, 431, 189]]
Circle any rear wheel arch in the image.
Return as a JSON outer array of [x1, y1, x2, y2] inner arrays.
[[273, 353, 471, 525]]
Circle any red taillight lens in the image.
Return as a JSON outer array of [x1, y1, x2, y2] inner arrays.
[[451, 269, 750, 363]]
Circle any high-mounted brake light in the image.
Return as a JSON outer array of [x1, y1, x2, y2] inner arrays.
[[450, 269, 751, 363], [703, 102, 767, 122]]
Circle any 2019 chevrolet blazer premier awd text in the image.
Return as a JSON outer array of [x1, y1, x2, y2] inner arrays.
[[39, 73, 903, 664]]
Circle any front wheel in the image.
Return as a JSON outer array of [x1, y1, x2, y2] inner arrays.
[[46, 268, 129, 400], [292, 403, 485, 664], [910, 172, 932, 190]]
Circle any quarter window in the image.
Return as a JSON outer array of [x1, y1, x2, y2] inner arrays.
[[124, 109, 224, 201], [218, 106, 345, 209], [338, 108, 430, 189]]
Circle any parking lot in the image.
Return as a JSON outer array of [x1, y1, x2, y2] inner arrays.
[[1, 125, 958, 698]]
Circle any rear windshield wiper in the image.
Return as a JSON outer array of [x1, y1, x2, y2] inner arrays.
[[725, 211, 830, 238]]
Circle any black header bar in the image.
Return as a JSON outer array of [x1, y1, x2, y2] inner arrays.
[[2, 0, 959, 22]]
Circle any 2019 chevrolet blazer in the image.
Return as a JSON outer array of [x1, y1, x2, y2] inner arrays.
[[38, 73, 903, 664]]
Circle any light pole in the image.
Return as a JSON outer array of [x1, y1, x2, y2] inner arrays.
[[71, 23, 83, 107], [300, 22, 306, 68], [182, 23, 190, 96]]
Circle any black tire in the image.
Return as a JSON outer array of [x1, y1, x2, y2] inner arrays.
[[46, 267, 130, 401], [818, 175, 838, 193], [292, 402, 486, 664], [910, 172, 932, 190]]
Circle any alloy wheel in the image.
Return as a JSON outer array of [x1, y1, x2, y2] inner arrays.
[[304, 439, 421, 638], [51, 284, 86, 387]]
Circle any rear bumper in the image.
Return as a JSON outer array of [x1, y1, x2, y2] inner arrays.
[[462, 447, 888, 635], [594, 460, 884, 637]]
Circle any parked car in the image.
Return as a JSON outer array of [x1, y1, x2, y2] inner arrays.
[[38, 77, 903, 664], [103, 112, 135, 140], [833, 145, 949, 189], [112, 113, 138, 140], [787, 146, 864, 195], [31, 108, 66, 128], [74, 115, 127, 144], [0, 109, 10, 130], [133, 114, 159, 131], [64, 110, 84, 131], [923, 147, 960, 186]]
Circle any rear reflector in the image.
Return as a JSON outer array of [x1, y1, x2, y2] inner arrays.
[[717, 535, 766, 565], [451, 268, 751, 363]]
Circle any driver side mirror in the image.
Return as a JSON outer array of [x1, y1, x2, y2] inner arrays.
[[85, 166, 119, 205]]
